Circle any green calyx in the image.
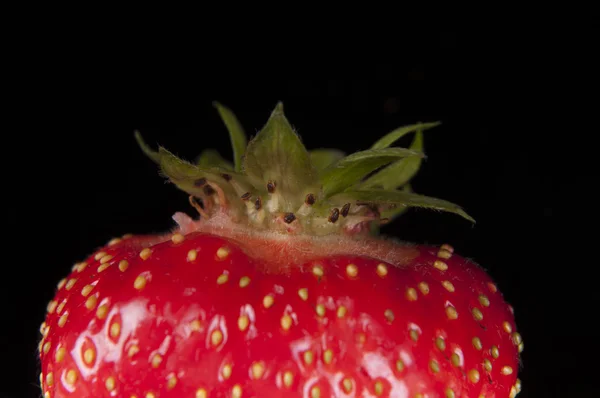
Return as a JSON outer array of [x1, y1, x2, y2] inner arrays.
[[135, 101, 474, 237]]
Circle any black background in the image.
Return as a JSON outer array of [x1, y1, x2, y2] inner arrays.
[[4, 29, 592, 397]]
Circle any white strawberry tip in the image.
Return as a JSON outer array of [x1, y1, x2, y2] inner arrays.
[[135, 102, 475, 238]]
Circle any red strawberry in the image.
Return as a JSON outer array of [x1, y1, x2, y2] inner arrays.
[[38, 102, 522, 397]]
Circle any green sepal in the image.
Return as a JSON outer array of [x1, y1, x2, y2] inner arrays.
[[309, 149, 345, 172], [242, 102, 319, 207], [360, 131, 424, 190], [196, 148, 234, 171], [320, 147, 424, 198], [328, 188, 475, 223], [371, 122, 440, 149], [213, 102, 247, 172], [134, 130, 160, 164]]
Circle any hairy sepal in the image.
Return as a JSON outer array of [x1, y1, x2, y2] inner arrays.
[[213, 101, 247, 172], [370, 121, 440, 149]]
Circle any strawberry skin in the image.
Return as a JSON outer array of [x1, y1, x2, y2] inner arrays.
[[39, 232, 522, 397]]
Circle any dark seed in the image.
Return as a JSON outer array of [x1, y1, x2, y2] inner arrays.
[[283, 213, 296, 224], [254, 197, 262, 210], [241, 192, 251, 201], [267, 180, 276, 193], [305, 193, 315, 205], [203, 185, 215, 195], [194, 178, 207, 187], [328, 208, 340, 223], [221, 173, 232, 181], [341, 203, 350, 217]]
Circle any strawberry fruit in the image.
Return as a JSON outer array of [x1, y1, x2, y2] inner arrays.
[[38, 102, 522, 397]]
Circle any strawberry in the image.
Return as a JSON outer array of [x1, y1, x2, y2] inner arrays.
[[38, 102, 522, 397]]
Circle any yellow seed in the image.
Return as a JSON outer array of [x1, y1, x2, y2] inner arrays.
[[222, 363, 232, 379], [410, 329, 419, 342], [337, 306, 347, 318], [441, 243, 454, 252], [58, 313, 68, 327], [238, 315, 249, 331], [65, 278, 77, 291], [57, 278, 67, 290], [134, 275, 147, 290], [515, 378, 522, 391], [81, 285, 94, 297], [167, 373, 177, 390], [501, 366, 513, 375], [97, 263, 110, 273], [216, 246, 230, 259], [430, 360, 440, 373], [310, 386, 321, 398], [190, 319, 202, 332], [66, 369, 78, 385], [283, 371, 294, 388], [187, 249, 197, 261], [232, 384, 242, 398], [342, 377, 353, 393], [483, 358, 492, 372], [217, 273, 229, 284], [119, 260, 129, 272], [406, 287, 418, 301], [509, 386, 517, 398], [146, 393, 156, 398], [171, 233, 185, 244], [85, 295, 98, 310], [446, 306, 458, 320], [446, 388, 456, 398], [196, 388, 207, 398], [251, 361, 265, 379], [108, 237, 122, 246], [488, 282, 498, 293], [44, 392, 50, 398], [76, 262, 88, 272], [374, 380, 384, 395], [95, 251, 107, 260], [303, 350, 314, 365], [105, 376, 116, 391], [39, 322, 46, 334], [151, 354, 162, 368], [472, 308, 484, 321], [312, 265, 324, 277], [57, 300, 66, 314], [128, 345, 140, 358], [43, 341, 51, 354], [97, 304, 109, 319], [346, 263, 358, 277], [434, 260, 448, 271], [396, 359, 405, 372], [503, 321, 513, 333], [479, 294, 490, 307], [442, 280, 455, 292], [263, 295, 274, 308], [435, 337, 446, 351], [472, 337, 482, 350], [468, 369, 480, 383], [281, 314, 293, 330], [491, 345, 500, 359], [47, 300, 58, 314], [323, 349, 333, 364], [376, 263, 388, 277], [512, 332, 523, 345], [84, 348, 96, 365], [46, 372, 54, 386], [298, 288, 308, 301], [438, 249, 452, 259], [100, 254, 113, 264], [239, 276, 251, 287], [55, 347, 66, 362], [139, 248, 152, 260], [110, 322, 121, 339], [316, 304, 326, 317], [418, 282, 430, 295], [384, 309, 394, 322], [451, 353, 461, 367], [518, 342, 525, 353], [211, 330, 223, 346]]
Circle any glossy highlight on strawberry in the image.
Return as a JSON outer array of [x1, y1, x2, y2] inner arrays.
[[38, 102, 523, 397]]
